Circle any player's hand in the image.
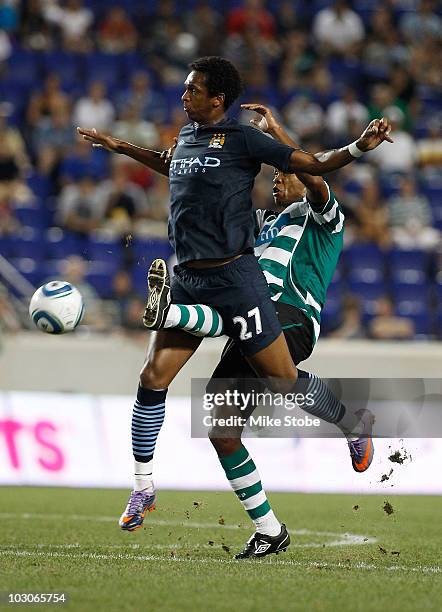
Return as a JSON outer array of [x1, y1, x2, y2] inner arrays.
[[160, 137, 177, 164], [356, 117, 394, 152], [76, 127, 122, 153], [241, 103, 280, 134]]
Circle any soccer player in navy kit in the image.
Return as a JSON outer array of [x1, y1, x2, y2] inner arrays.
[[78, 57, 392, 554]]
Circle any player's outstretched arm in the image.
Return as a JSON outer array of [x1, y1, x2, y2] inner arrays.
[[76, 127, 171, 178], [241, 103, 393, 176], [242, 104, 329, 207]]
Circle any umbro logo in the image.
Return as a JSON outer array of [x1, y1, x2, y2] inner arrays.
[[254, 542, 271, 555]]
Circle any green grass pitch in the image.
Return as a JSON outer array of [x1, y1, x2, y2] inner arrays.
[[0, 488, 441, 611]]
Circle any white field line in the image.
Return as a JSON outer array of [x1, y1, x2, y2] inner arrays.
[[0, 512, 375, 547], [0, 548, 440, 575]]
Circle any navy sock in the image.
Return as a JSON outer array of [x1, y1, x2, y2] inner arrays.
[[296, 369, 345, 424], [132, 386, 167, 462]]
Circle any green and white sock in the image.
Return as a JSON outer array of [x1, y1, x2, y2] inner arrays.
[[164, 304, 224, 337], [219, 444, 281, 536]]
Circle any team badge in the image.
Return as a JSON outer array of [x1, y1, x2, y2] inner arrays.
[[208, 133, 226, 149]]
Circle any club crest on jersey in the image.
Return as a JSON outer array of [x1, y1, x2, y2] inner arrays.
[[208, 133, 225, 149]]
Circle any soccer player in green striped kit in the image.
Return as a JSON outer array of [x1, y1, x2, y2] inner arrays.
[[145, 104, 375, 558]]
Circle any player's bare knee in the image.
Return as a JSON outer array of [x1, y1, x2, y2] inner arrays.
[[140, 363, 170, 390], [208, 434, 240, 456]]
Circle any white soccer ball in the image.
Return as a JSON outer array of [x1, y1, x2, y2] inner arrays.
[[29, 281, 84, 334]]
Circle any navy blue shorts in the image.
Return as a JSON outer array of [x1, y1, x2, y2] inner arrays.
[[172, 254, 282, 355]]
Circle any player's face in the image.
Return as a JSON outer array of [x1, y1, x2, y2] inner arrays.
[[182, 71, 219, 123], [273, 170, 305, 206]]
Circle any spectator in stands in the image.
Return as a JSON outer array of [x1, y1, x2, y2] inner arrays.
[[97, 166, 149, 236], [0, 107, 32, 206], [325, 87, 369, 144], [417, 118, 442, 177], [73, 81, 115, 132], [275, 0, 304, 37], [223, 22, 276, 91], [116, 71, 166, 124], [312, 0, 364, 57], [0, 197, 20, 236], [363, 7, 409, 79], [32, 106, 75, 176], [59, 255, 109, 331], [354, 177, 391, 249], [113, 103, 160, 149], [329, 295, 366, 339], [97, 6, 137, 54], [144, 176, 170, 224], [158, 106, 187, 150], [387, 175, 440, 250], [283, 94, 324, 143], [184, 1, 223, 57], [368, 296, 415, 340], [0, 1, 18, 33], [367, 106, 416, 172], [278, 30, 316, 93], [19, 0, 54, 51], [26, 73, 71, 130], [59, 139, 108, 185], [56, 174, 103, 236], [43, 0, 93, 52], [226, 0, 276, 40], [110, 268, 139, 326], [399, 0, 441, 44], [0, 22, 11, 63], [120, 295, 147, 336]]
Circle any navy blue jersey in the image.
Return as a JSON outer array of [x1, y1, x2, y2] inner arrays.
[[168, 118, 294, 264]]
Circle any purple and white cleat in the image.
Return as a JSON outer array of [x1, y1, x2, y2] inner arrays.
[[119, 489, 156, 531]]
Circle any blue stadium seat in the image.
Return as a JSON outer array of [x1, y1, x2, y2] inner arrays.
[[389, 249, 429, 285], [430, 203, 442, 231], [6, 49, 41, 88], [345, 243, 385, 285], [320, 296, 342, 334], [347, 281, 386, 322], [380, 172, 403, 198], [85, 53, 124, 90], [26, 173, 52, 200], [85, 262, 116, 298], [392, 283, 431, 303], [393, 286, 432, 335], [0, 80, 27, 124], [0, 235, 15, 259], [13, 230, 46, 260], [88, 235, 122, 271], [46, 229, 88, 259], [42, 51, 82, 91]]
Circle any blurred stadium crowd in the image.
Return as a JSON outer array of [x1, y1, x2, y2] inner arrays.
[[0, 0, 441, 340]]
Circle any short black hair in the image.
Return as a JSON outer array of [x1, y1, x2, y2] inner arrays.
[[189, 56, 243, 110]]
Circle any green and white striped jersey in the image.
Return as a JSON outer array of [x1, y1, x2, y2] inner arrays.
[[254, 184, 344, 344]]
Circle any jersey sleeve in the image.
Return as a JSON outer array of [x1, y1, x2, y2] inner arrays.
[[242, 126, 294, 172], [308, 184, 345, 234]]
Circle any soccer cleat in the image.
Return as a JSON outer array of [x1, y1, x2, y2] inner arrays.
[[235, 524, 290, 559], [143, 258, 171, 329], [119, 489, 156, 531], [347, 409, 375, 473]]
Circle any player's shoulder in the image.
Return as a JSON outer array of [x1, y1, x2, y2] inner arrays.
[[178, 123, 194, 138], [239, 123, 271, 139]]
